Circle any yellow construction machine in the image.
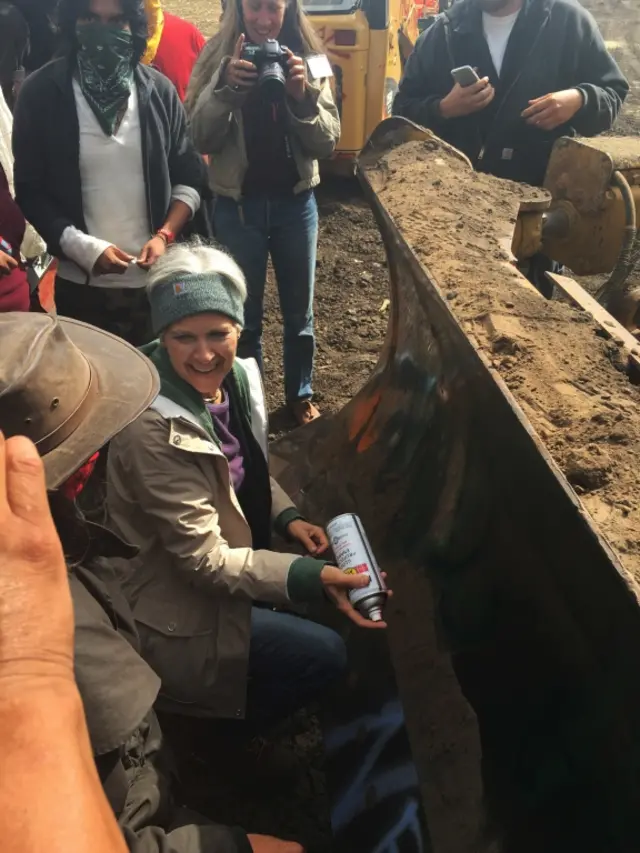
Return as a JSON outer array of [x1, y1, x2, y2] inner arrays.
[[532, 135, 640, 328], [303, 0, 440, 163]]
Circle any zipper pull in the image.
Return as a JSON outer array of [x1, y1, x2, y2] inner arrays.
[[478, 144, 486, 160]]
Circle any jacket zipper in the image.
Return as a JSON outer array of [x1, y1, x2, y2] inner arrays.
[[255, 368, 271, 457], [477, 10, 550, 162]]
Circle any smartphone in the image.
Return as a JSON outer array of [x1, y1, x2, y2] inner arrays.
[[451, 65, 480, 88]]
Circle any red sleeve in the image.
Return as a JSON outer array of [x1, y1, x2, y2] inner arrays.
[[193, 26, 206, 54]]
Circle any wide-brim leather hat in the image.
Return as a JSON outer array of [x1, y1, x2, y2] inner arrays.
[[0, 313, 159, 488]]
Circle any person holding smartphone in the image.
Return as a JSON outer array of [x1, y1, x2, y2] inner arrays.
[[392, 0, 628, 297], [393, 0, 628, 189]]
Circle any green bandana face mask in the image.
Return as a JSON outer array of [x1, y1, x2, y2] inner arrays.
[[75, 22, 134, 136]]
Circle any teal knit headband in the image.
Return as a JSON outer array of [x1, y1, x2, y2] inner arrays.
[[149, 272, 245, 335]]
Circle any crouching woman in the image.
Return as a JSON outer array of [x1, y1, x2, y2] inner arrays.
[[107, 241, 383, 727]]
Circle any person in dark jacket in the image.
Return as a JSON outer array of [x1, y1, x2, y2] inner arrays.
[[0, 2, 30, 109], [11, 0, 59, 72], [393, 0, 628, 187], [12, 0, 208, 345], [0, 311, 304, 853]]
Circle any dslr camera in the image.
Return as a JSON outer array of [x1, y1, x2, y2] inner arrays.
[[241, 39, 289, 99]]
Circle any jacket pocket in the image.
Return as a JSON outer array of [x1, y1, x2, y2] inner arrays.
[[133, 595, 218, 708]]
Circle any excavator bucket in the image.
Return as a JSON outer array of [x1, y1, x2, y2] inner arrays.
[[271, 119, 640, 852]]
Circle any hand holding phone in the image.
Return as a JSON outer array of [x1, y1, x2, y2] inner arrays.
[[440, 68, 495, 119], [451, 65, 480, 88]]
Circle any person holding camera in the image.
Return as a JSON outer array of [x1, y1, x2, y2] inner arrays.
[[186, 0, 340, 426]]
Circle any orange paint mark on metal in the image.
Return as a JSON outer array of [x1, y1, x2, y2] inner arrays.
[[348, 390, 383, 452]]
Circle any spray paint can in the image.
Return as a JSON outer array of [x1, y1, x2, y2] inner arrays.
[[326, 513, 387, 622]]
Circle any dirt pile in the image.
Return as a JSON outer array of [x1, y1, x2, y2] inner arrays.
[[365, 138, 640, 588]]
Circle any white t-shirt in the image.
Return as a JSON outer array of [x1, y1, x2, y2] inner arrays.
[[59, 80, 200, 288], [482, 9, 520, 77], [59, 82, 149, 288]]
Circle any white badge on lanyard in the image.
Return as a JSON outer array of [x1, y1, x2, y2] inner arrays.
[[306, 53, 334, 80]]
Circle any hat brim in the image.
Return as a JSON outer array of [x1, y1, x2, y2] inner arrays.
[[43, 318, 160, 489]]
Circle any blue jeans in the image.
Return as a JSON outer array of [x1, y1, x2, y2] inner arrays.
[[246, 607, 347, 730], [213, 191, 319, 403]]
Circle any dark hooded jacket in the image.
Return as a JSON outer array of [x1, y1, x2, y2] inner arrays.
[[392, 0, 629, 186]]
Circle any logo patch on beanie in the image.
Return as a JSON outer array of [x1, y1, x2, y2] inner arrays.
[[173, 282, 187, 295]]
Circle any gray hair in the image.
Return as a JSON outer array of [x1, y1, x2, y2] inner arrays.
[[147, 240, 247, 304]]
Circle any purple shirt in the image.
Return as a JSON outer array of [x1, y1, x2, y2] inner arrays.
[[207, 393, 245, 492]]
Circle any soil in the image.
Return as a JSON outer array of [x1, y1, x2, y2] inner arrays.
[[588, 0, 640, 137], [364, 136, 640, 587]]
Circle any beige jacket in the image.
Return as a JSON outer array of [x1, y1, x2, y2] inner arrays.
[[189, 57, 340, 200], [106, 360, 310, 719]]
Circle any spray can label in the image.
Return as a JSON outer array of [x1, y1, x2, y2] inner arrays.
[[326, 513, 387, 621]]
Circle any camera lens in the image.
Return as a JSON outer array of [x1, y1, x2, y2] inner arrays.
[[258, 61, 286, 99]]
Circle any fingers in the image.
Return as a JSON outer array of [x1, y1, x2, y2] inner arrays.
[[521, 101, 547, 118], [298, 530, 318, 554], [312, 530, 329, 554], [110, 255, 132, 274], [304, 524, 328, 553], [235, 65, 258, 81], [4, 435, 49, 521], [524, 105, 557, 128], [111, 246, 135, 263], [233, 33, 245, 60], [521, 93, 557, 117], [227, 59, 257, 89], [321, 565, 371, 590], [473, 85, 494, 106], [333, 591, 388, 629], [467, 76, 490, 95]]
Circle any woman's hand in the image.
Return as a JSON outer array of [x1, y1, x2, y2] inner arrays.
[[285, 49, 307, 103], [0, 249, 18, 276], [93, 245, 134, 276], [287, 519, 329, 555], [0, 434, 74, 689], [137, 235, 167, 269], [320, 566, 391, 629], [224, 34, 258, 91]]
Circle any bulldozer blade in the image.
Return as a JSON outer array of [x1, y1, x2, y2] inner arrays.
[[270, 128, 640, 852], [360, 116, 473, 169]]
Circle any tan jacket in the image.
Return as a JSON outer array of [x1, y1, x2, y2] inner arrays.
[[189, 57, 340, 200], [106, 361, 306, 719]]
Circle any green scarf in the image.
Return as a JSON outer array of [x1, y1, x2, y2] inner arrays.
[[142, 341, 252, 443], [76, 22, 134, 136]]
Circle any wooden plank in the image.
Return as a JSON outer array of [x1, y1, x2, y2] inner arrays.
[[547, 271, 640, 374]]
